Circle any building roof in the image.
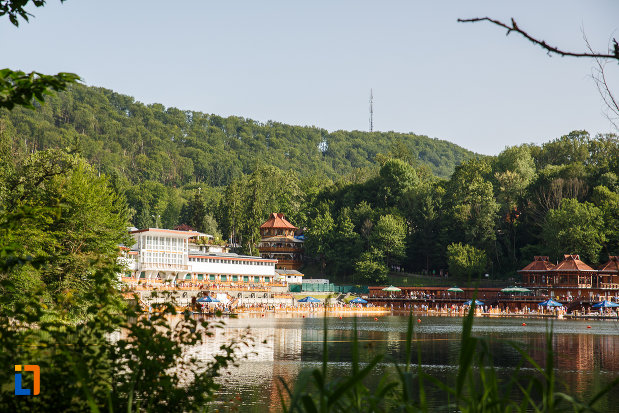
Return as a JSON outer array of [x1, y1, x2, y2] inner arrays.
[[599, 256, 619, 273], [189, 249, 272, 261], [260, 213, 297, 230], [552, 254, 596, 272], [130, 228, 200, 237], [275, 269, 304, 276], [518, 256, 556, 272], [188, 250, 276, 262]]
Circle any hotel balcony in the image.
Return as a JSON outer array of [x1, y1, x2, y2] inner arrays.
[[139, 263, 190, 271]]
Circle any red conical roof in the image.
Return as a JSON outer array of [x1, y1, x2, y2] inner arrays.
[[518, 256, 555, 272], [260, 213, 297, 230]]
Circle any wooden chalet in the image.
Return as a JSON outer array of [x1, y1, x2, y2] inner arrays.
[[519, 256, 555, 286], [519, 254, 619, 300], [551, 254, 597, 288]]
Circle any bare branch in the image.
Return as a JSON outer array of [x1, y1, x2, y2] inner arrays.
[[583, 33, 619, 131], [458, 17, 619, 62]]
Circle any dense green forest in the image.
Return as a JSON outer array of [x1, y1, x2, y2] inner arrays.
[[0, 83, 475, 229], [297, 131, 619, 282], [1, 83, 618, 283]]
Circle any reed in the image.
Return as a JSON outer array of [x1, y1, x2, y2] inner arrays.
[[279, 301, 619, 412]]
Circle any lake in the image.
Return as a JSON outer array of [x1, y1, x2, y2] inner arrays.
[[194, 313, 619, 411]]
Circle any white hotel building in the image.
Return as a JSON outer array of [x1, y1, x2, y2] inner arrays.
[[122, 228, 302, 284]]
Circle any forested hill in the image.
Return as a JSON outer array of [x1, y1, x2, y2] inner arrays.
[[0, 83, 475, 186]]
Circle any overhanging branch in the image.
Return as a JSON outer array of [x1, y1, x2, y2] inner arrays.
[[458, 17, 619, 62]]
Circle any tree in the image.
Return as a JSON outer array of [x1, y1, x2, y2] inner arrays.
[[354, 249, 388, 284], [377, 158, 418, 209], [0, 69, 80, 110], [326, 207, 362, 277], [493, 145, 536, 266], [446, 159, 499, 252], [446, 243, 487, 280], [403, 183, 444, 272], [542, 198, 606, 264], [494, 145, 536, 205], [371, 214, 406, 269], [591, 185, 619, 256], [0, 150, 130, 320], [220, 178, 245, 245], [305, 205, 334, 275], [160, 188, 184, 229], [189, 190, 207, 232]]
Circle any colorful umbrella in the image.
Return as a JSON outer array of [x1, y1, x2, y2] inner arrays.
[[538, 299, 563, 307], [297, 296, 321, 303], [382, 286, 401, 292], [592, 300, 619, 308]]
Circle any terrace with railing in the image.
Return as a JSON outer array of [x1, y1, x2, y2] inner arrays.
[[138, 263, 190, 271]]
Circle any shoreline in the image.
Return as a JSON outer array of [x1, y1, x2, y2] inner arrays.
[[186, 307, 619, 321]]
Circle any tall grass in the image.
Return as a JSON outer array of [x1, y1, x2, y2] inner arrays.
[[279, 302, 619, 412]]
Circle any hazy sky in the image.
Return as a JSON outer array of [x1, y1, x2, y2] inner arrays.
[[2, 1, 618, 155]]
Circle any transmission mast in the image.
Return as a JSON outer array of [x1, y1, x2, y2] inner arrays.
[[369, 89, 374, 132]]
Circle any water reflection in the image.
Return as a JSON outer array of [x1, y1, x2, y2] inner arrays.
[[185, 315, 619, 411]]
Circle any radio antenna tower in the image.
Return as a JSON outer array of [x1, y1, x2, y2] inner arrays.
[[369, 89, 374, 132]]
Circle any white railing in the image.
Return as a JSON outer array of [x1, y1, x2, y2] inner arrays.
[[139, 263, 189, 271]]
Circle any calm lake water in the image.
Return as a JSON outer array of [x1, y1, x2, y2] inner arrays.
[[194, 314, 619, 411]]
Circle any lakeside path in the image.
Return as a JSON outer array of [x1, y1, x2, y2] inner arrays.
[[206, 307, 619, 321]]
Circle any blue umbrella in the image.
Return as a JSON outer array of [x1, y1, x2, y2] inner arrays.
[[297, 296, 321, 303], [350, 297, 368, 304], [592, 300, 619, 308], [538, 299, 563, 307], [463, 299, 484, 306], [196, 296, 211, 303]]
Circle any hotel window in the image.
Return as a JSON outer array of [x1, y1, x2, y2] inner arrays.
[[221, 275, 227, 282], [197, 274, 203, 281], [254, 276, 260, 282], [209, 275, 215, 281], [243, 276, 249, 282], [232, 275, 238, 282], [265, 277, 270, 283]]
